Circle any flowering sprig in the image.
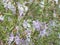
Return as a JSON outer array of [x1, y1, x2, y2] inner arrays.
[[0, 0, 60, 45]]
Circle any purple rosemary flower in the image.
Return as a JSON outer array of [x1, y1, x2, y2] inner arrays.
[[33, 20, 41, 31], [39, 29, 47, 37], [3, 0, 16, 14], [8, 32, 14, 45], [17, 2, 24, 16], [15, 35, 20, 45]]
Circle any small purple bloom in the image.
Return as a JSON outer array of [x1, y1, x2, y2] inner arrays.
[[40, 29, 46, 36], [15, 35, 20, 45], [33, 20, 41, 31], [8, 33, 14, 45]]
